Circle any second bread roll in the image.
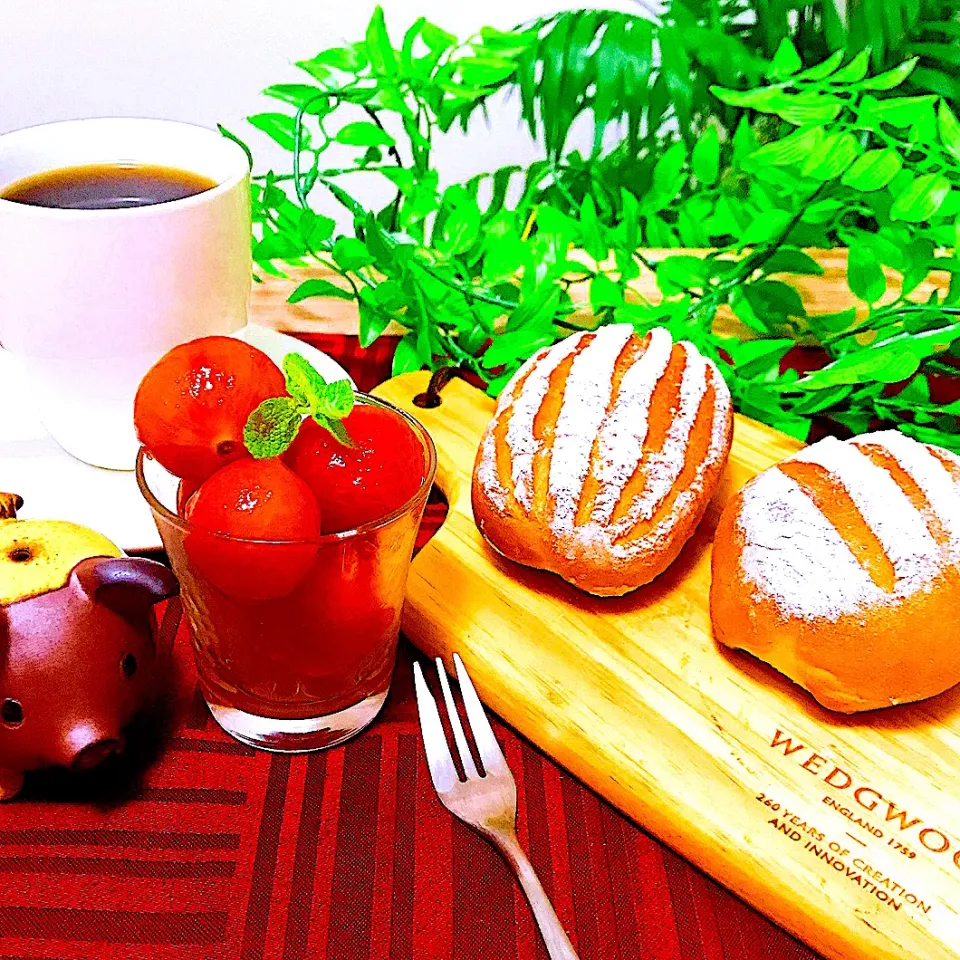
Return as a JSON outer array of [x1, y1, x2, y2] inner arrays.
[[711, 431, 960, 713]]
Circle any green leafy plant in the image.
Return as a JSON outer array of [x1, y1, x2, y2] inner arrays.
[[227, 4, 960, 451]]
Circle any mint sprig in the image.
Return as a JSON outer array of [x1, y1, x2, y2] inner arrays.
[[244, 353, 355, 459], [243, 397, 302, 458]]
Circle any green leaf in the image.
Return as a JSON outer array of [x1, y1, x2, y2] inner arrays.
[[721, 337, 794, 371], [589, 273, 623, 312], [656, 255, 707, 296], [776, 94, 844, 126], [795, 50, 845, 82], [743, 279, 806, 322], [335, 121, 396, 147], [253, 230, 303, 262], [729, 287, 767, 332], [313, 378, 355, 419], [262, 84, 327, 113], [247, 112, 305, 152], [437, 188, 481, 256], [847, 242, 887, 304], [358, 299, 390, 349], [762, 249, 825, 276], [890, 173, 952, 222], [861, 58, 919, 91], [692, 126, 720, 185], [802, 325, 960, 391], [938, 101, 960, 163], [297, 46, 367, 76], [481, 328, 556, 369], [244, 397, 303, 459], [392, 334, 424, 376], [768, 38, 802, 80], [579, 195, 607, 262], [801, 351, 921, 389], [832, 51, 870, 84], [801, 198, 846, 224], [456, 55, 517, 87], [365, 6, 397, 76], [422, 21, 457, 53], [750, 126, 823, 166], [312, 413, 355, 448], [802, 132, 859, 180], [656, 144, 691, 198], [482, 227, 527, 283], [863, 95, 939, 128], [299, 209, 336, 249], [646, 142, 688, 212], [332, 237, 375, 271], [288, 278, 354, 304], [710, 86, 789, 110], [283, 352, 327, 404], [841, 149, 903, 191], [808, 307, 857, 334], [910, 105, 938, 146], [714, 87, 843, 126], [741, 209, 794, 245]]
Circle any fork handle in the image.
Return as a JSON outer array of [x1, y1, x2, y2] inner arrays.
[[495, 833, 581, 960]]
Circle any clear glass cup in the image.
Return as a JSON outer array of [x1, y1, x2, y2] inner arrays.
[[136, 394, 437, 752]]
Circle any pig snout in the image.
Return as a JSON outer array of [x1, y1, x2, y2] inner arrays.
[[59, 723, 124, 771]]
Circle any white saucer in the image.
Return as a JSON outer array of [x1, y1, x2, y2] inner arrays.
[[0, 325, 353, 552]]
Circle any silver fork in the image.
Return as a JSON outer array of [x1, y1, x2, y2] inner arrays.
[[413, 653, 581, 960]]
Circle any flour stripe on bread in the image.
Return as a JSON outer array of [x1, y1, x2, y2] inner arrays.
[[853, 430, 960, 544], [738, 467, 880, 622], [590, 327, 674, 525], [790, 437, 939, 591], [548, 325, 634, 534], [476, 346, 551, 511], [618, 343, 709, 532], [504, 333, 586, 510]]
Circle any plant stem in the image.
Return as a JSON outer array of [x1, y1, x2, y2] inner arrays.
[[362, 105, 406, 230]]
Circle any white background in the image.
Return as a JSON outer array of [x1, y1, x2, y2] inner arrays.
[[1, 0, 647, 200]]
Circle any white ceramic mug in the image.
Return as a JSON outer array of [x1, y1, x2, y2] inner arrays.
[[0, 118, 251, 469]]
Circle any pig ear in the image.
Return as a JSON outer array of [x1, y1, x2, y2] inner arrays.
[[72, 557, 179, 621]]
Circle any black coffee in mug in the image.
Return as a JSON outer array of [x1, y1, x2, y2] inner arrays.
[[0, 162, 217, 209]]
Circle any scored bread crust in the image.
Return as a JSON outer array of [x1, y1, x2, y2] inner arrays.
[[472, 325, 733, 596], [710, 431, 960, 713]]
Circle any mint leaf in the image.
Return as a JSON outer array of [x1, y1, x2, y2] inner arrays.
[[244, 397, 303, 459], [283, 352, 328, 405], [242, 353, 357, 455], [313, 412, 356, 448], [283, 352, 355, 427], [313, 378, 355, 419]]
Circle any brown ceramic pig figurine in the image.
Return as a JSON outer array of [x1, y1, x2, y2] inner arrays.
[[0, 492, 179, 799]]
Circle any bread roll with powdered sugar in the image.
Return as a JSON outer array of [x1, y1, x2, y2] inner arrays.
[[711, 431, 960, 713], [472, 325, 733, 596]]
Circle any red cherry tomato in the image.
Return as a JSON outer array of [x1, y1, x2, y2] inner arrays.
[[285, 405, 426, 534], [272, 532, 400, 679], [185, 458, 321, 601], [134, 336, 286, 483]]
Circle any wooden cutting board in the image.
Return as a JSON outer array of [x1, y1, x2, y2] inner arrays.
[[374, 371, 960, 960]]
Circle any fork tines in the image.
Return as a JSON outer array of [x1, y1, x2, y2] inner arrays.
[[413, 653, 507, 793]]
